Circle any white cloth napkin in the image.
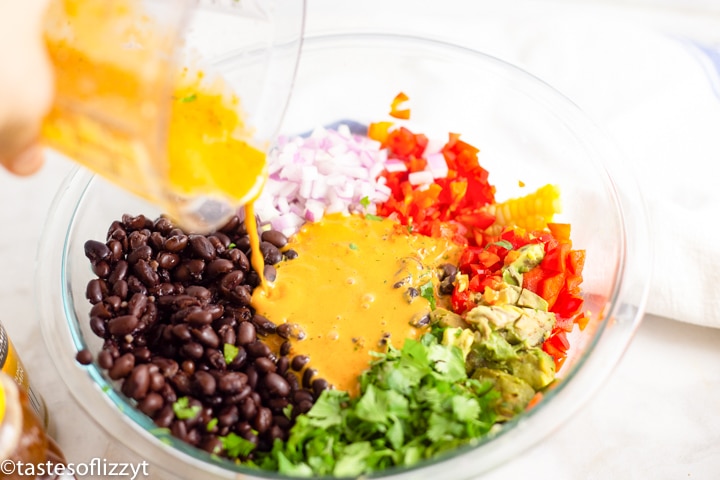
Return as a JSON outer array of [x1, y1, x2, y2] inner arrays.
[[306, 0, 720, 327]]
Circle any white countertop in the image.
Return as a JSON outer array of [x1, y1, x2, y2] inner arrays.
[[2, 1, 720, 478]]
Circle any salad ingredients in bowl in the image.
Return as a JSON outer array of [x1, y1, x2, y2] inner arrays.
[[38, 33, 649, 480]]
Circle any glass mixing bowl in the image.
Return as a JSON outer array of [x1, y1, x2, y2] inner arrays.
[[37, 33, 651, 479]]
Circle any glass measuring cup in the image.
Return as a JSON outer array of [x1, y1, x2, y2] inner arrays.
[[42, 0, 305, 233]]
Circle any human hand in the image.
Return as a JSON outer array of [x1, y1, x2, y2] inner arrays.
[[0, 0, 53, 176]]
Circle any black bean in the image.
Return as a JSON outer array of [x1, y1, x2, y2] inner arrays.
[[440, 263, 458, 280], [302, 368, 316, 389], [185, 308, 213, 327], [245, 366, 259, 389], [264, 372, 291, 397], [186, 259, 206, 277], [189, 235, 216, 261], [251, 314, 276, 336], [152, 358, 179, 378], [172, 324, 192, 341], [127, 276, 148, 295], [157, 251, 179, 270], [192, 371, 216, 397], [205, 348, 227, 371], [108, 239, 124, 261], [312, 378, 329, 398], [133, 347, 151, 362], [97, 350, 114, 369], [92, 262, 111, 278], [164, 234, 188, 253], [295, 400, 313, 415], [253, 407, 272, 434], [284, 249, 298, 260], [201, 436, 223, 455], [246, 341, 271, 359], [228, 346, 247, 370], [112, 279, 129, 299], [104, 295, 121, 311], [217, 405, 239, 427], [259, 241, 282, 265], [276, 356, 289, 376], [206, 259, 235, 278], [292, 389, 314, 405], [123, 364, 151, 400], [180, 342, 204, 360], [170, 372, 191, 395], [290, 355, 309, 372], [108, 315, 139, 336], [108, 353, 135, 380], [261, 230, 288, 249], [153, 217, 173, 234], [90, 302, 112, 319], [86, 279, 106, 304], [75, 349, 93, 365], [236, 321, 256, 346], [236, 236, 251, 252], [84, 240, 112, 264], [185, 286, 212, 303], [439, 277, 455, 296], [128, 231, 148, 250], [128, 293, 148, 317], [181, 360, 195, 376], [263, 265, 277, 282], [133, 259, 159, 287], [280, 341, 292, 357], [150, 372, 166, 392], [226, 248, 250, 272], [128, 245, 153, 265], [154, 405, 174, 428], [138, 392, 164, 416], [218, 372, 247, 393], [254, 357, 276, 374], [90, 316, 107, 338], [192, 326, 220, 349]]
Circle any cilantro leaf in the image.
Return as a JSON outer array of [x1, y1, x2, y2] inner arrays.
[[419, 281, 436, 310], [360, 196, 371, 208], [223, 343, 239, 364], [488, 239, 513, 250], [179, 93, 197, 103], [172, 397, 201, 420], [220, 432, 256, 459], [365, 214, 383, 221]]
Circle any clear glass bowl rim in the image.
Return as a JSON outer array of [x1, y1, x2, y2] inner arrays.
[[36, 31, 652, 480]]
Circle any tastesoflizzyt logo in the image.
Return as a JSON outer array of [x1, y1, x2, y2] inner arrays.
[[0, 458, 150, 479]]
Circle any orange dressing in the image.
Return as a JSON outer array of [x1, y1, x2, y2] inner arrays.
[[244, 202, 268, 294], [251, 214, 460, 395], [42, 0, 267, 229]]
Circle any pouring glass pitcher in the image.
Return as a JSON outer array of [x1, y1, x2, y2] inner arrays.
[[42, 0, 305, 233]]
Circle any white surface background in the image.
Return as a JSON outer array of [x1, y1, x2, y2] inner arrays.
[[1, 0, 719, 479]]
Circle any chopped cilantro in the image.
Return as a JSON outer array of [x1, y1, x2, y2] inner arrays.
[[172, 397, 201, 420], [179, 93, 197, 103], [365, 214, 383, 221], [419, 281, 436, 310], [228, 242, 236, 249], [255, 335, 498, 476], [223, 343, 239, 364], [220, 432, 256, 459], [206, 418, 218, 432], [349, 242, 359, 251], [360, 196, 371, 208]]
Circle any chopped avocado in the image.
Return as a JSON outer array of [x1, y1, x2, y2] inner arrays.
[[465, 304, 555, 348], [472, 368, 535, 420], [502, 243, 545, 286], [473, 331, 518, 363], [431, 307, 470, 329], [484, 284, 549, 311], [441, 327, 475, 360], [507, 348, 556, 390]]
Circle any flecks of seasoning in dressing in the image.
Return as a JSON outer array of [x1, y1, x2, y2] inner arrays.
[[251, 214, 461, 395]]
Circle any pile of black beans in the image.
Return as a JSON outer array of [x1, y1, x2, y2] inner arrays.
[[80, 213, 324, 459]]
